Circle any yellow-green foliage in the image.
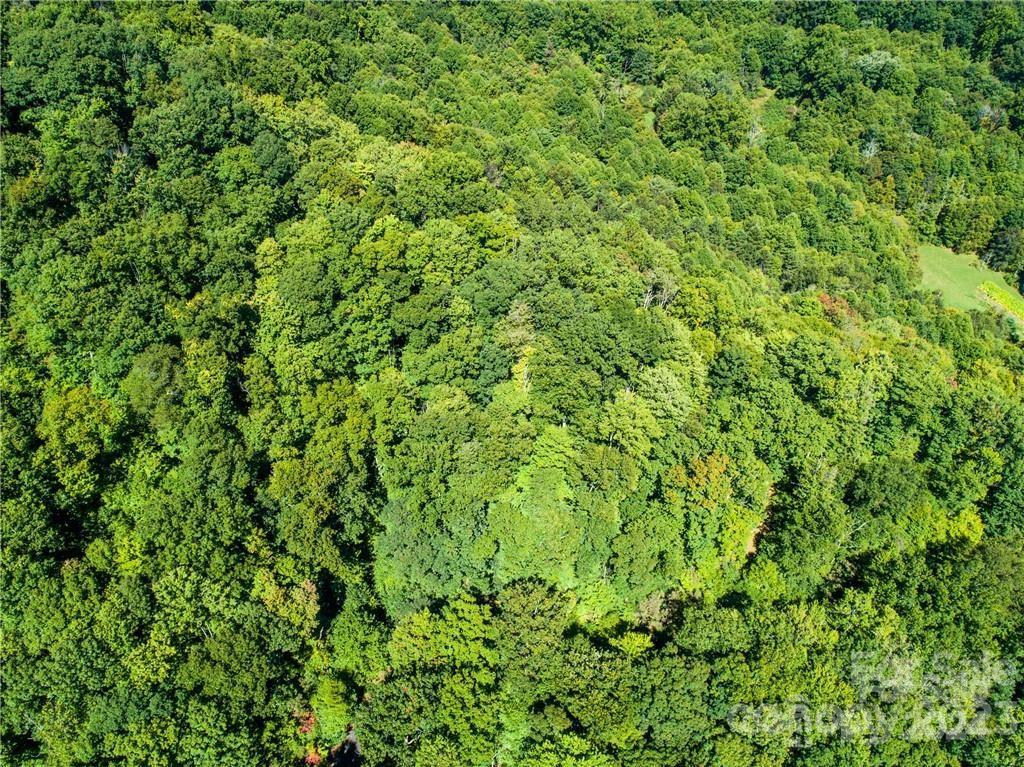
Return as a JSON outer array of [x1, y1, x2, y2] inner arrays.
[[980, 281, 1024, 326]]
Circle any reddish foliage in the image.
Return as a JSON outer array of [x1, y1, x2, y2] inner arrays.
[[817, 292, 857, 323], [294, 710, 317, 735], [304, 752, 323, 766]]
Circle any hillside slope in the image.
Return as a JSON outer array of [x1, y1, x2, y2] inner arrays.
[[3, 3, 1024, 766]]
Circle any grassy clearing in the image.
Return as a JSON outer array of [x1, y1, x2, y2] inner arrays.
[[749, 87, 776, 114], [917, 245, 1023, 325], [979, 281, 1024, 325]]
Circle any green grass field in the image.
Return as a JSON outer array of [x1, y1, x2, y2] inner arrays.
[[980, 281, 1024, 324], [917, 244, 1024, 325]]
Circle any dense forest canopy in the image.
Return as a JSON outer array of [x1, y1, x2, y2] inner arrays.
[[2, 1, 1024, 765]]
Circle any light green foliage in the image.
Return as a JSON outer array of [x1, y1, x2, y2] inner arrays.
[[520, 734, 616, 767], [491, 425, 581, 588], [667, 453, 769, 595], [36, 386, 123, 501]]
